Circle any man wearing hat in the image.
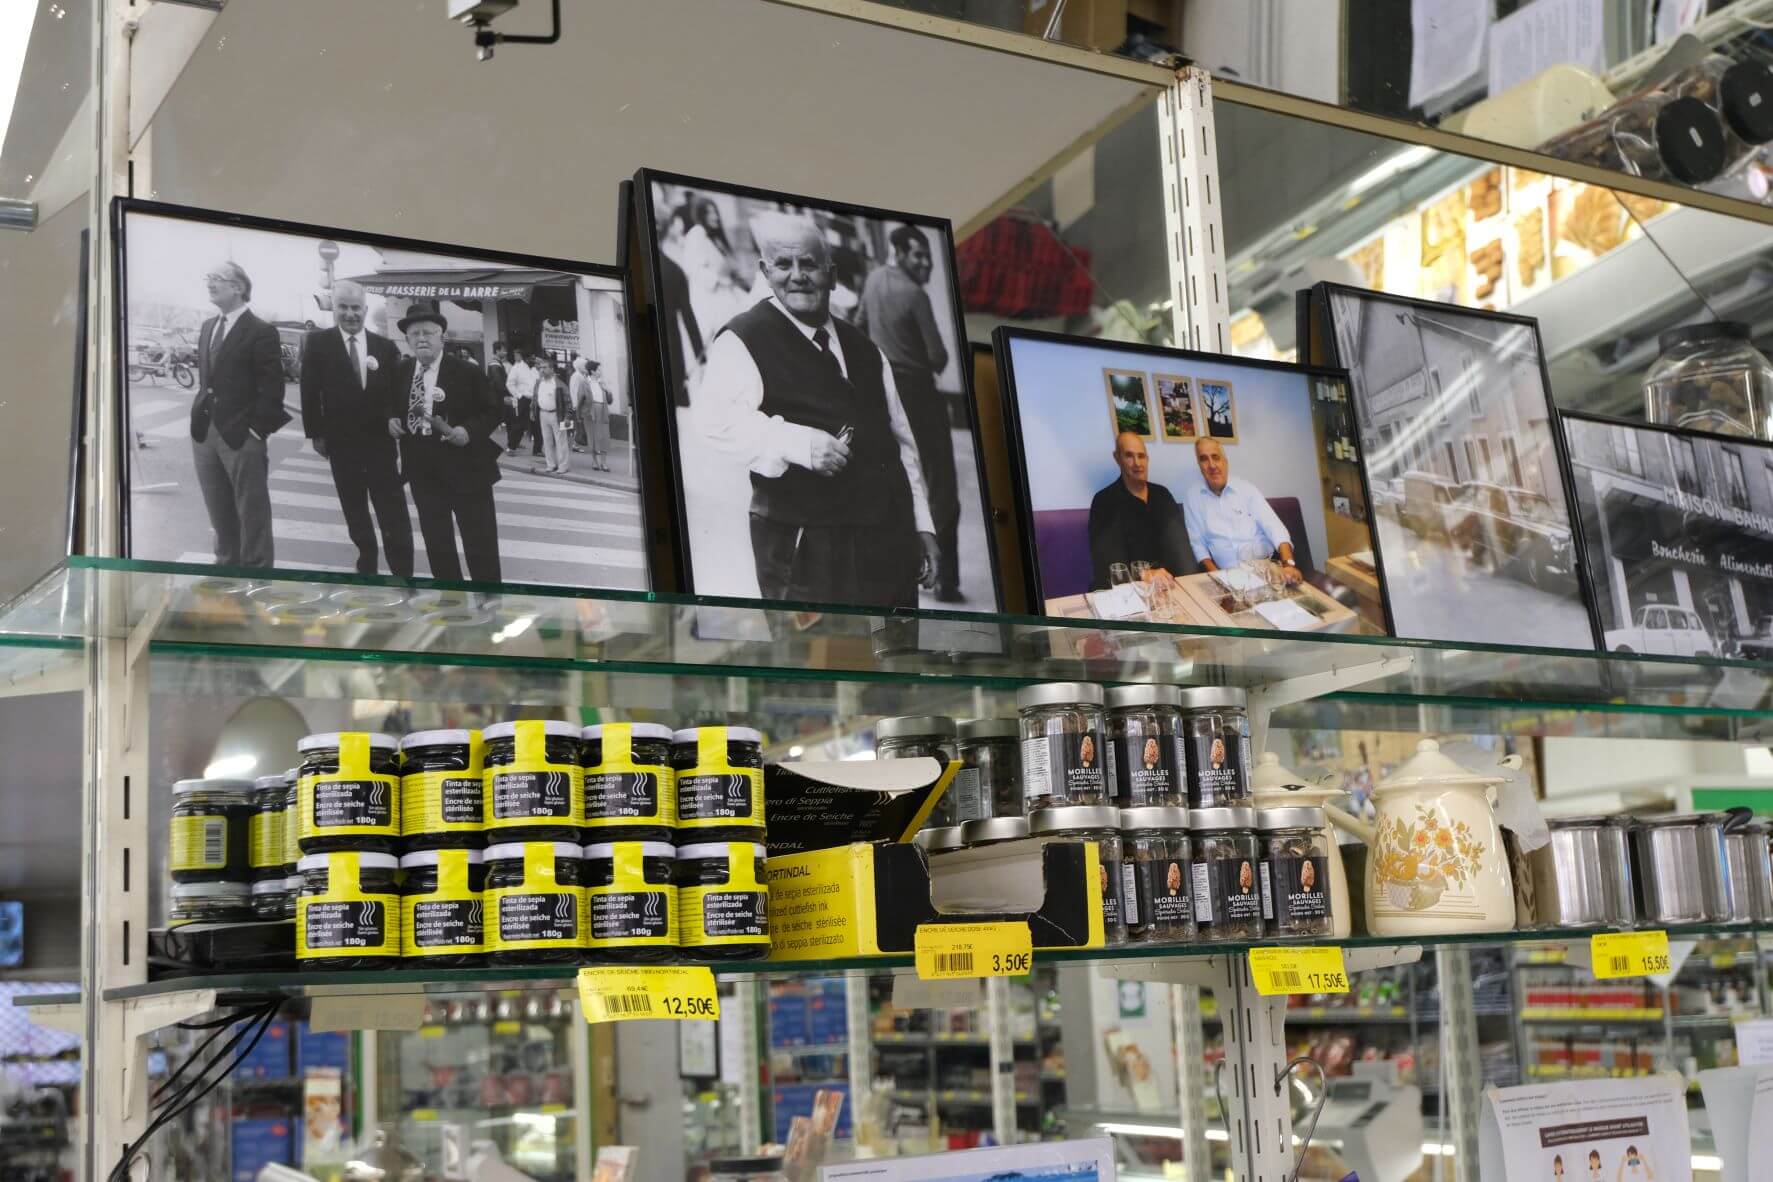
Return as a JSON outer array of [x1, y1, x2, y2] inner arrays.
[[388, 302, 505, 582]]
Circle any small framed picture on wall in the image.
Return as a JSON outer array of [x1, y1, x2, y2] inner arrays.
[[1103, 368, 1154, 441], [1155, 374, 1199, 442], [1199, 377, 1238, 443]]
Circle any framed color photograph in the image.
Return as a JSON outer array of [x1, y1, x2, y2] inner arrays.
[[116, 200, 652, 590], [1154, 374, 1199, 442], [1313, 283, 1600, 650], [993, 327, 1391, 637], [1199, 377, 1238, 442], [1103, 369, 1154, 440], [633, 168, 1002, 611], [1562, 411, 1773, 660]]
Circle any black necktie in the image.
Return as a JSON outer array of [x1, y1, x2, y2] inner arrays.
[[812, 327, 845, 383], [346, 334, 362, 388]]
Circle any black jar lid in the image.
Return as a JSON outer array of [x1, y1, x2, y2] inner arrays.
[[402, 728, 475, 750], [1720, 60, 1773, 144], [1653, 96, 1728, 183], [1028, 805, 1122, 835], [173, 778, 254, 800], [1120, 806, 1190, 830], [1657, 320, 1751, 352], [297, 731, 398, 755], [484, 841, 582, 863]]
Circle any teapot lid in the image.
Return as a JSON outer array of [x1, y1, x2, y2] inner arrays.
[[1251, 751, 1313, 792], [1376, 739, 1506, 792]]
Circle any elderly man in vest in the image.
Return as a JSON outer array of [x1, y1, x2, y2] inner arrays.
[[692, 213, 939, 607]]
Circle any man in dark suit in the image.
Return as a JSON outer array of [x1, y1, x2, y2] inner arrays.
[[191, 260, 289, 568], [387, 303, 504, 583], [299, 280, 413, 577]]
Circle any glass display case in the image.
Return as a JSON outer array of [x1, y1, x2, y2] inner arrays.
[[1, 3, 1771, 1181]]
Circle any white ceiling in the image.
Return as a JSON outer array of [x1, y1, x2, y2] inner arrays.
[[142, 0, 1159, 260]]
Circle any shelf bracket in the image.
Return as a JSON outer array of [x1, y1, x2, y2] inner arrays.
[[1247, 653, 1416, 754], [120, 987, 217, 1122]]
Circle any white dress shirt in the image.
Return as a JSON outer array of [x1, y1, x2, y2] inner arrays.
[[1181, 475, 1293, 568], [208, 304, 249, 356], [505, 359, 537, 401], [534, 376, 564, 414], [691, 296, 934, 535], [339, 327, 369, 387]]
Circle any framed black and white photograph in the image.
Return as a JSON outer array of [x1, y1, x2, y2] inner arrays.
[[115, 200, 651, 590], [633, 169, 1002, 611], [1104, 369, 1154, 441], [993, 327, 1391, 637], [1562, 412, 1773, 660], [1314, 283, 1600, 650]]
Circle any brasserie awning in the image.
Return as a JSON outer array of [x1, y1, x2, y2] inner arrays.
[[340, 267, 577, 302]]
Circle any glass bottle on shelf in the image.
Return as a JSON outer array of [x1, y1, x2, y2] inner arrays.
[[1642, 322, 1773, 440]]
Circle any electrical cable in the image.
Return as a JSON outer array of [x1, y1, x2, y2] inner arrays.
[[148, 1003, 273, 1117], [150, 1006, 262, 1104], [108, 1000, 281, 1182]]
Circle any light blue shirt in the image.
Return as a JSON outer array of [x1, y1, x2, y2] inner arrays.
[[1181, 475, 1292, 569]]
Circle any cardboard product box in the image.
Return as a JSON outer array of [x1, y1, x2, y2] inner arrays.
[[766, 838, 1103, 962], [764, 758, 952, 856], [807, 991, 848, 1044], [231, 1117, 294, 1182], [769, 994, 811, 1048], [235, 1021, 291, 1080], [296, 1027, 349, 1075]]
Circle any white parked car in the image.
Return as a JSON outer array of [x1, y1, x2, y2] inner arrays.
[[1603, 604, 1717, 657]]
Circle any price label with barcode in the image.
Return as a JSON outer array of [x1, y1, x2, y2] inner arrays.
[[913, 922, 1033, 980], [1591, 931, 1672, 979], [576, 966, 720, 1024], [1249, 946, 1350, 996]]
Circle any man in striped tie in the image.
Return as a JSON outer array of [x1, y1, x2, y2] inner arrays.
[[299, 280, 413, 576]]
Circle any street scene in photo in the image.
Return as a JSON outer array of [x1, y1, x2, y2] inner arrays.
[[1565, 416, 1773, 660], [1325, 288, 1595, 648], [122, 209, 649, 590]]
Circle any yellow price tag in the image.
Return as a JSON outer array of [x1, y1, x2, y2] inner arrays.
[[577, 966, 720, 1023], [1591, 931, 1672, 979], [493, 1020, 522, 1036], [913, 922, 1033, 980], [418, 1024, 446, 1039], [1248, 947, 1350, 996]]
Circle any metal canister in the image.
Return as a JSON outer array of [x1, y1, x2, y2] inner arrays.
[[1632, 813, 1729, 924], [1527, 816, 1635, 929]]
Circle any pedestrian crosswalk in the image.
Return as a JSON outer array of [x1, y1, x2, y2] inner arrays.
[[132, 390, 651, 587]]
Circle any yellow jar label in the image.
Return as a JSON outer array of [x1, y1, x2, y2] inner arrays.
[[1249, 946, 1349, 996], [676, 727, 763, 832], [578, 967, 719, 1023], [486, 722, 584, 832], [249, 808, 284, 870], [914, 922, 1032, 980], [170, 814, 229, 872], [403, 734, 487, 838], [401, 849, 484, 957], [584, 723, 677, 831], [488, 843, 586, 952], [585, 843, 676, 948], [282, 788, 301, 867], [677, 843, 769, 948], [297, 851, 401, 960], [299, 734, 400, 843]]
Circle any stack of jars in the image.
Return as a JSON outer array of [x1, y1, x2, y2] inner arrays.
[[252, 721, 773, 969]]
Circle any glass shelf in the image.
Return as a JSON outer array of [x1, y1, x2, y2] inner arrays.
[[37, 920, 1767, 1008], [1, 558, 1769, 740]]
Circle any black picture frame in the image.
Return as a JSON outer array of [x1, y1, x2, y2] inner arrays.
[[1559, 408, 1773, 661], [111, 197, 656, 592], [1309, 281, 1605, 652], [629, 167, 1005, 612], [990, 324, 1396, 636], [65, 227, 90, 557]]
